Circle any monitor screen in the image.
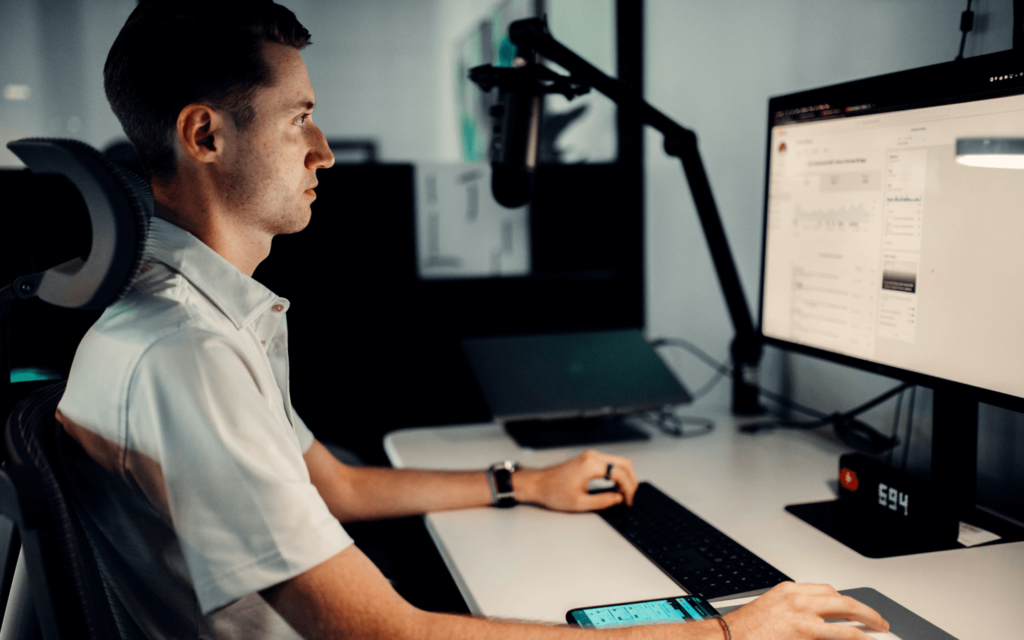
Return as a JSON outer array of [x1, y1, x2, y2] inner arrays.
[[759, 51, 1024, 410]]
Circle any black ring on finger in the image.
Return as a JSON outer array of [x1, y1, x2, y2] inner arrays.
[[604, 463, 614, 480]]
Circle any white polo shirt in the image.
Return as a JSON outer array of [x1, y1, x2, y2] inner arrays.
[[57, 217, 352, 639]]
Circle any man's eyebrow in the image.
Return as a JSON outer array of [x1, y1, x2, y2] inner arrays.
[[294, 100, 315, 110]]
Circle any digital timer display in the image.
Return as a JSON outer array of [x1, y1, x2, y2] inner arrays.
[[878, 483, 909, 516], [837, 453, 953, 537]]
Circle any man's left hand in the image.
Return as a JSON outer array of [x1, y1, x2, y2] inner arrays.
[[513, 450, 639, 512]]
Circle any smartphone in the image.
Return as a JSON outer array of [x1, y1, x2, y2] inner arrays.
[[566, 595, 720, 629]]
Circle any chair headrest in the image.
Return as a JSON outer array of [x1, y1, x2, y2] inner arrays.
[[6, 139, 153, 310]]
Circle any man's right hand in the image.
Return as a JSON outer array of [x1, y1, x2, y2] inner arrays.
[[724, 582, 890, 639]]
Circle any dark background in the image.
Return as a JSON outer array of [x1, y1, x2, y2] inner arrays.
[[254, 162, 644, 464]]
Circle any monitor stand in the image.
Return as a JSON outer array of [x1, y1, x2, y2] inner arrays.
[[504, 414, 649, 449], [786, 390, 1024, 558], [786, 499, 1023, 558]]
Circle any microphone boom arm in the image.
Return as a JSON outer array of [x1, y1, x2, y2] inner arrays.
[[471, 18, 763, 414]]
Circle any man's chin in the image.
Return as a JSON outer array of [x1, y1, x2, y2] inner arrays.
[[274, 208, 313, 236]]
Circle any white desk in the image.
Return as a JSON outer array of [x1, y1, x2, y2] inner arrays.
[[384, 398, 1023, 639]]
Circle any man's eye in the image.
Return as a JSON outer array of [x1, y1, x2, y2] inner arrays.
[[294, 113, 310, 126]]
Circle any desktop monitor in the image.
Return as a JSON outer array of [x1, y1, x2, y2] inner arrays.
[[758, 49, 1024, 555]]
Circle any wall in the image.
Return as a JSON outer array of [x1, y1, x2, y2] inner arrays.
[[643, 0, 1022, 516], [286, 0, 446, 161], [0, 0, 136, 165], [0, 0, 448, 165]]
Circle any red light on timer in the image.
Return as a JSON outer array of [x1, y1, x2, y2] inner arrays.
[[840, 468, 859, 492]]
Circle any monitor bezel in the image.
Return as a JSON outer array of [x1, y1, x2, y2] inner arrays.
[[757, 49, 1024, 415]]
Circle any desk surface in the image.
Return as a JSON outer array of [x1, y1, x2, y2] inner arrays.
[[383, 399, 1023, 640]]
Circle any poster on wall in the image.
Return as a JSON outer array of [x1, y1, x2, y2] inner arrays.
[[414, 162, 531, 280]]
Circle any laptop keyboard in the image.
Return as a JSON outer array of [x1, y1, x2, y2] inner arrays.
[[597, 482, 792, 600]]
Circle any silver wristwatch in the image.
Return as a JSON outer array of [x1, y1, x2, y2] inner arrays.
[[488, 460, 520, 508]]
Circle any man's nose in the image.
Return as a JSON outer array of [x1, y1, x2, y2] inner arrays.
[[309, 125, 334, 169]]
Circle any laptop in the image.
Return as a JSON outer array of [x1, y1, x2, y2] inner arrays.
[[461, 329, 692, 447]]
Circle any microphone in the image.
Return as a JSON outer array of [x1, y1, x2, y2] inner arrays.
[[488, 60, 541, 209], [469, 19, 587, 208]]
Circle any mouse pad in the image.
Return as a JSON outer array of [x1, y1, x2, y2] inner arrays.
[[715, 587, 955, 640]]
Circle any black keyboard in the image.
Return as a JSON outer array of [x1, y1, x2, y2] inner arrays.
[[598, 482, 792, 600]]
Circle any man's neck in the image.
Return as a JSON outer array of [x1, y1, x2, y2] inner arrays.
[[152, 185, 271, 277]]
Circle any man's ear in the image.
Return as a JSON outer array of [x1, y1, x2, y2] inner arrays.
[[176, 104, 227, 164]]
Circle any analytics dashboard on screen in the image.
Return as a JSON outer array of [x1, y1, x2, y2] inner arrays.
[[761, 94, 1024, 400]]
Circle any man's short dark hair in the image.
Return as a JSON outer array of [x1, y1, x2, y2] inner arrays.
[[104, 0, 311, 182]]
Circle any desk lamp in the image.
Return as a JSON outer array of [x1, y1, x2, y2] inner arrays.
[[469, 18, 763, 415], [0, 139, 152, 420]]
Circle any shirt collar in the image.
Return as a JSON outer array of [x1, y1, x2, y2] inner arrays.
[[144, 217, 286, 329]]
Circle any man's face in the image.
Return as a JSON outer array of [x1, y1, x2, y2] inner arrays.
[[220, 42, 333, 236]]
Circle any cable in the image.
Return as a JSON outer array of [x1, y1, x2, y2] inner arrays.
[[901, 385, 917, 472], [748, 384, 910, 431], [840, 381, 911, 417], [648, 337, 730, 402], [643, 337, 723, 436], [832, 407, 902, 454], [886, 388, 904, 466], [741, 383, 911, 454], [757, 387, 828, 421], [891, 388, 904, 442], [635, 409, 715, 438], [648, 335, 908, 453], [771, 382, 907, 453], [956, 0, 974, 61], [648, 337, 730, 376]]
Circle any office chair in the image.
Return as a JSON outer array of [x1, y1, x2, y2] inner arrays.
[[0, 138, 153, 639], [0, 381, 144, 640], [102, 140, 146, 181], [0, 138, 372, 637]]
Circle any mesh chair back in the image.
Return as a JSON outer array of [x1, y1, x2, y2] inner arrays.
[[3, 382, 121, 640]]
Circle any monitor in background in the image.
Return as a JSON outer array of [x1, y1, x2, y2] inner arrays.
[[759, 49, 1024, 556]]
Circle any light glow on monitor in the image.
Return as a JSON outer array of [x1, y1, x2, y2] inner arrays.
[[955, 137, 1024, 169], [955, 153, 1024, 169]]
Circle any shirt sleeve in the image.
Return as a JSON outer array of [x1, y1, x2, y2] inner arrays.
[[126, 328, 352, 614], [291, 408, 316, 454]]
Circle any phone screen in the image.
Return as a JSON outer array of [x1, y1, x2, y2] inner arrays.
[[568, 595, 719, 628]]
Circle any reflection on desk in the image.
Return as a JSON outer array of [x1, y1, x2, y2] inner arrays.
[[384, 397, 1023, 640]]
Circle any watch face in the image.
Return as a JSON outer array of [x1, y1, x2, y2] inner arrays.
[[495, 467, 514, 490], [490, 462, 517, 505]]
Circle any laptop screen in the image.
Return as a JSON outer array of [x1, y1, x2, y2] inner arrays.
[[462, 330, 691, 420]]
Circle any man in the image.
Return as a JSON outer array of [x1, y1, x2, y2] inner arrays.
[[56, 1, 889, 638]]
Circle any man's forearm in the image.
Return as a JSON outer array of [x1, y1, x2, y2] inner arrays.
[[329, 466, 494, 521], [264, 545, 728, 640], [409, 609, 726, 640], [305, 442, 546, 522]]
